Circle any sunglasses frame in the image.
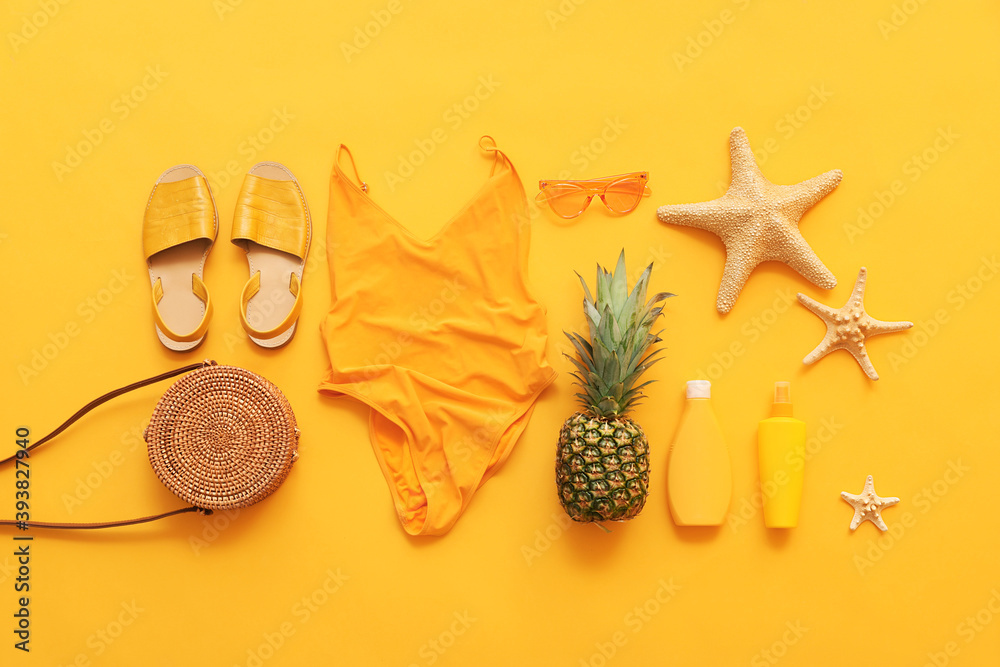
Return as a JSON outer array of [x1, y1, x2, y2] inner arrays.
[[536, 172, 651, 219]]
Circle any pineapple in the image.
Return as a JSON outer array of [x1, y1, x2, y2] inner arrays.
[[557, 251, 673, 523]]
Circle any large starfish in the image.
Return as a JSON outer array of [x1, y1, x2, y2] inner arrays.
[[656, 127, 841, 314], [798, 267, 912, 381], [841, 475, 899, 532]]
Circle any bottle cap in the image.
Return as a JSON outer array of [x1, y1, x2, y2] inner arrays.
[[686, 380, 711, 399]]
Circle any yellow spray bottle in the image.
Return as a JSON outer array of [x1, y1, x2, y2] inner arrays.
[[757, 382, 806, 528]]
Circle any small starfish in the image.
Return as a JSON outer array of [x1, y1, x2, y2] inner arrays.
[[656, 126, 841, 314], [798, 267, 912, 380], [841, 475, 899, 532]]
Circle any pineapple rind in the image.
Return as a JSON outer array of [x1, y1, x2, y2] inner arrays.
[[556, 412, 650, 523]]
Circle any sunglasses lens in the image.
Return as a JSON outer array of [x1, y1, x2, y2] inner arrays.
[[602, 177, 644, 213], [544, 183, 591, 218]]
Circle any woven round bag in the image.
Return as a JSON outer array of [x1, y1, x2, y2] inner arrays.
[[145, 364, 299, 511], [1, 360, 298, 531]]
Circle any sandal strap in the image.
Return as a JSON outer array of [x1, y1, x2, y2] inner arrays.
[[239, 271, 303, 339], [151, 274, 212, 343], [143, 175, 216, 260], [231, 175, 309, 259]]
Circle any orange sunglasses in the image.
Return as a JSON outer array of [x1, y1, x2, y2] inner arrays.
[[536, 172, 651, 219]]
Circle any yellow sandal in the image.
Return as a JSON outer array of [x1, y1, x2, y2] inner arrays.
[[231, 162, 311, 348], [142, 165, 218, 351]]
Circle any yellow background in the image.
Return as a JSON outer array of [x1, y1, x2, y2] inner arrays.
[[2, 0, 998, 665]]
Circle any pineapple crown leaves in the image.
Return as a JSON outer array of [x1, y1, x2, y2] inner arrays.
[[564, 250, 674, 418]]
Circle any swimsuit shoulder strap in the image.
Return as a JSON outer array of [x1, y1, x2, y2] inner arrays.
[[479, 135, 514, 177], [335, 144, 369, 192], [477, 136, 528, 232]]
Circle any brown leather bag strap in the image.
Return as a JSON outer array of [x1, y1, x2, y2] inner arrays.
[[0, 506, 208, 531], [1, 361, 216, 530], [0, 361, 211, 466]]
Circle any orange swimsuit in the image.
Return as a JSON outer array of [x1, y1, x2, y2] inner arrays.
[[319, 137, 556, 536]]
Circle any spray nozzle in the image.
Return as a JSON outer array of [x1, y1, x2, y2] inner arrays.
[[771, 381, 793, 417]]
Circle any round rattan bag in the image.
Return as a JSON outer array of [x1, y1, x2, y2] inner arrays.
[[1, 360, 298, 531], [144, 363, 299, 511]]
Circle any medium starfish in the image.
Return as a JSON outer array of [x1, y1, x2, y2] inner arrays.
[[841, 475, 899, 532], [656, 126, 841, 314], [797, 267, 912, 381]]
